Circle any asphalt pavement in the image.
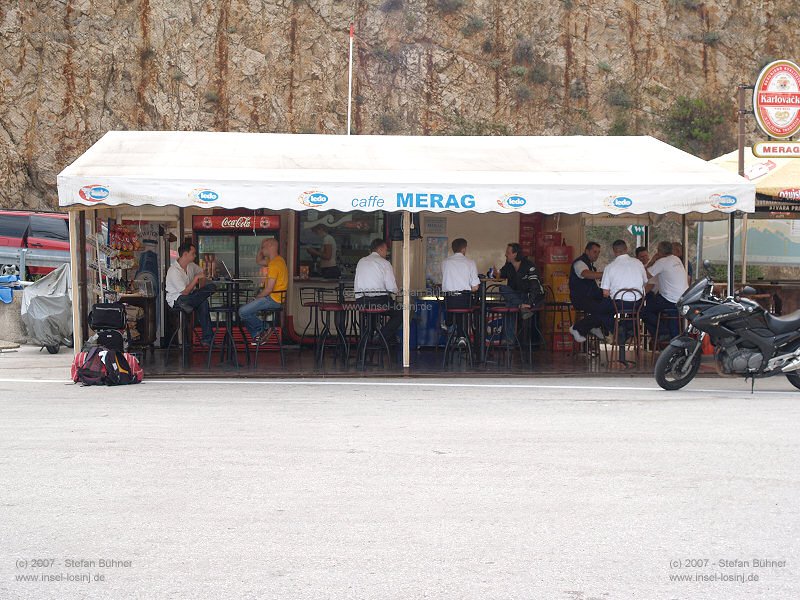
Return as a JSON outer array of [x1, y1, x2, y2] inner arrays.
[[1, 350, 799, 599]]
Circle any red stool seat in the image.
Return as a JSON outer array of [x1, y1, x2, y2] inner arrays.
[[487, 306, 520, 313], [319, 303, 345, 311]]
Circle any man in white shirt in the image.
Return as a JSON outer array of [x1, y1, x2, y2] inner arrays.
[[601, 239, 649, 302], [600, 239, 648, 363], [165, 241, 217, 346], [643, 240, 689, 339], [441, 237, 480, 323], [354, 238, 402, 341]]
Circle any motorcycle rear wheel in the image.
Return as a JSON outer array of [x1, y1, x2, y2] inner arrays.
[[654, 344, 701, 390], [786, 372, 800, 391]]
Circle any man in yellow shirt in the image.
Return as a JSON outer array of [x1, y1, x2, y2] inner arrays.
[[239, 238, 288, 343]]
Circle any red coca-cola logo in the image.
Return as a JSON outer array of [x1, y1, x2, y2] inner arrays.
[[221, 216, 252, 228]]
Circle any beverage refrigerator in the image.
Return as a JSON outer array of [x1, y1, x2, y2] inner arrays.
[[192, 214, 281, 281]]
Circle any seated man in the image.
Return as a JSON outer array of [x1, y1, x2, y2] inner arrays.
[[601, 239, 648, 363], [441, 238, 480, 335], [498, 242, 545, 341], [636, 245, 658, 303], [165, 241, 217, 346], [239, 238, 288, 344], [354, 238, 402, 343], [643, 240, 689, 340], [672, 241, 693, 281], [568, 241, 608, 343]]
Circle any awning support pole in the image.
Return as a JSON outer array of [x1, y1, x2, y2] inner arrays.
[[347, 24, 354, 136], [730, 83, 748, 296], [681, 214, 688, 274], [68, 209, 83, 357], [402, 211, 411, 370]]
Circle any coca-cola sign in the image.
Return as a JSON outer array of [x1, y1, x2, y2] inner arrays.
[[222, 216, 251, 228], [192, 215, 280, 232]]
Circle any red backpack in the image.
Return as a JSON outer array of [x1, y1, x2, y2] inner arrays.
[[72, 348, 143, 386]]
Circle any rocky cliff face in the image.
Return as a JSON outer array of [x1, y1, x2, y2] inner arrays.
[[1, 0, 797, 209]]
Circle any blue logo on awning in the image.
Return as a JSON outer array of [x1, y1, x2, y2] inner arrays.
[[195, 189, 219, 203]]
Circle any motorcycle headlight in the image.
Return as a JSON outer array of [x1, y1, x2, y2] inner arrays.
[[681, 304, 691, 316]]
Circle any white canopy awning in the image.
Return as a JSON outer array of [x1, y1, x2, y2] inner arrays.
[[58, 131, 754, 215]]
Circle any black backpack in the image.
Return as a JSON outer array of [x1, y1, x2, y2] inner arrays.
[[103, 349, 136, 385]]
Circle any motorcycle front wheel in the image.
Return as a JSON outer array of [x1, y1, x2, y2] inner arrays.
[[786, 372, 800, 391], [654, 344, 701, 390]]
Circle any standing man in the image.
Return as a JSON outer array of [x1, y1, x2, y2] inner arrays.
[[165, 241, 217, 346], [354, 238, 402, 342], [568, 241, 606, 343], [643, 241, 689, 339], [600, 239, 649, 363], [307, 224, 339, 279], [239, 238, 288, 344]]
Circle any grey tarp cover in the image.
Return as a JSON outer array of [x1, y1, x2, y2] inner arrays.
[[21, 264, 73, 346]]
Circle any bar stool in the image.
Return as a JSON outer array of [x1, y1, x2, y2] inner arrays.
[[340, 286, 361, 350], [253, 292, 286, 368], [298, 287, 323, 354], [484, 304, 521, 367], [572, 308, 607, 365], [356, 305, 391, 370], [207, 305, 243, 368], [165, 305, 191, 368], [316, 301, 350, 368], [442, 304, 475, 368], [650, 308, 682, 364], [542, 284, 574, 352], [610, 288, 644, 367]]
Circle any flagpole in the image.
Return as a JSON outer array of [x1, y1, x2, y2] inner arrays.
[[347, 23, 354, 136]]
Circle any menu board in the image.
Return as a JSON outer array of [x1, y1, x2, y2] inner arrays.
[[425, 236, 450, 287]]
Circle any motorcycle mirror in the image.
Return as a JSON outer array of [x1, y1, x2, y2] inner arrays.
[[740, 286, 757, 295]]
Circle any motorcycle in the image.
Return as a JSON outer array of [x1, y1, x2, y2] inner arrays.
[[21, 263, 74, 354], [655, 261, 800, 391]]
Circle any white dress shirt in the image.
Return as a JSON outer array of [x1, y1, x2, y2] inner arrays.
[[354, 252, 398, 298], [649, 255, 688, 303], [601, 253, 648, 300], [165, 261, 203, 307], [441, 253, 480, 293]]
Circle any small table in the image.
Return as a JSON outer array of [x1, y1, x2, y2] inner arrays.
[[208, 279, 251, 368]]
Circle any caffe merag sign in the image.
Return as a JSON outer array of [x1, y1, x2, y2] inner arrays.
[[753, 60, 800, 140]]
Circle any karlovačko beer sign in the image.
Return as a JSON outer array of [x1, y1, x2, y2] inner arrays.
[[753, 60, 800, 140]]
